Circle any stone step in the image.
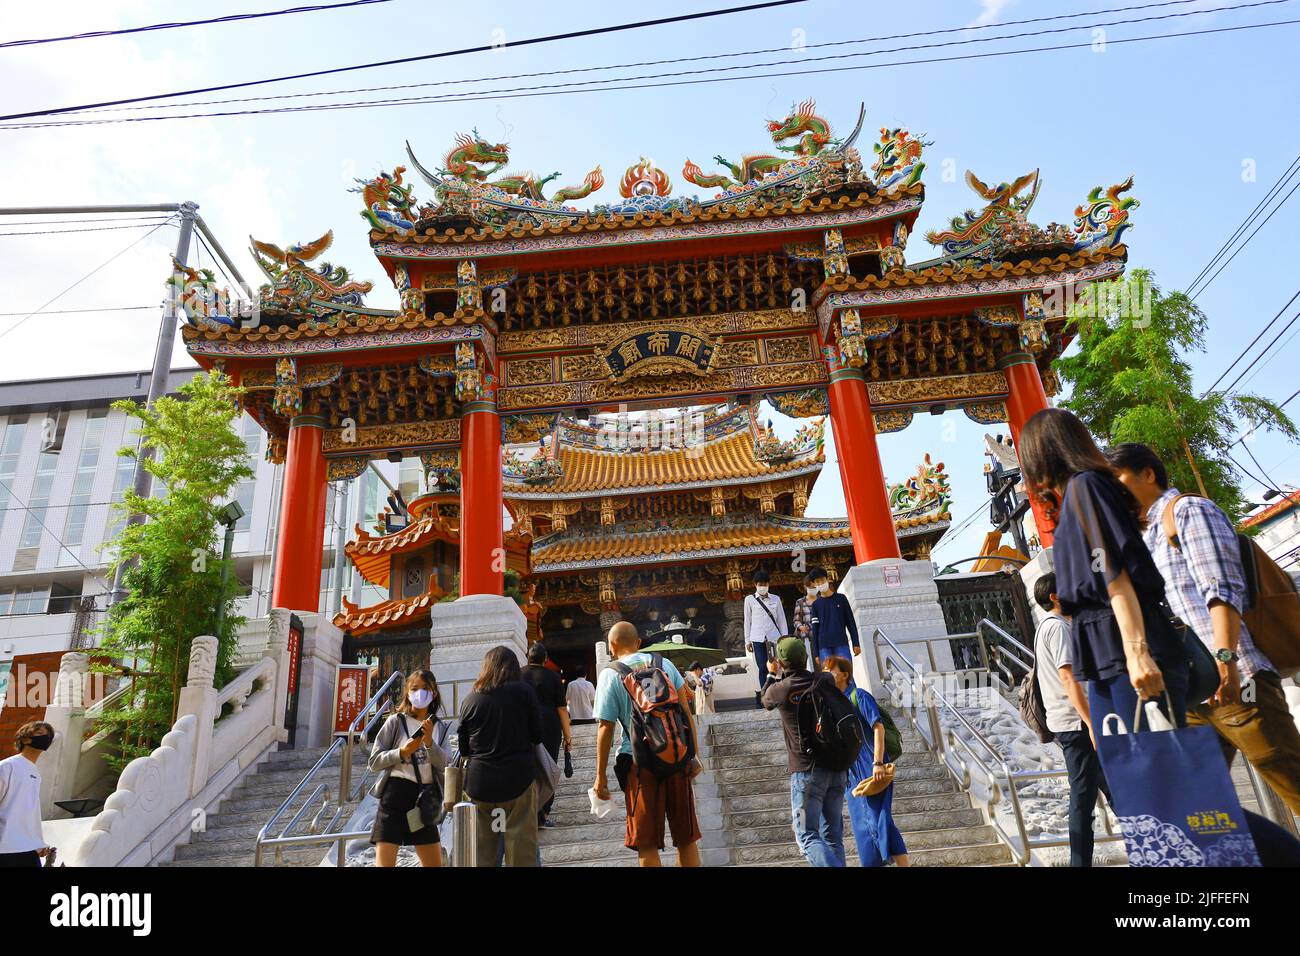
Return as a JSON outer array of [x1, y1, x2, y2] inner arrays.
[[707, 724, 924, 749], [709, 750, 947, 776], [706, 736, 928, 760], [729, 819, 996, 852], [160, 843, 334, 867], [712, 760, 951, 788], [717, 774, 958, 801], [739, 838, 1011, 867], [725, 804, 986, 833], [720, 787, 973, 815]]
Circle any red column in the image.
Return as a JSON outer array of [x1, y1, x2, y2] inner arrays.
[[460, 398, 504, 596], [271, 415, 329, 612], [827, 367, 902, 563], [999, 351, 1054, 548]]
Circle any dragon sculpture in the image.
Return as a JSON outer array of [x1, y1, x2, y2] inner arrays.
[[753, 417, 825, 463], [871, 127, 931, 189], [249, 230, 373, 316], [888, 454, 952, 515], [170, 256, 238, 330], [351, 166, 416, 233], [405, 132, 604, 213], [924, 169, 1042, 258], [682, 99, 865, 194], [1072, 175, 1139, 251]]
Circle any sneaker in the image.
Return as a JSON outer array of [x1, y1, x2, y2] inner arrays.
[[540, 817, 557, 829]]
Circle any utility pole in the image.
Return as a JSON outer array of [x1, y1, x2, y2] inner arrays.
[[110, 201, 199, 605]]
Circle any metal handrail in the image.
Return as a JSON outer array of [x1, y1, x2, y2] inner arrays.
[[873, 622, 1120, 866], [977, 618, 1034, 692], [254, 669, 405, 867]]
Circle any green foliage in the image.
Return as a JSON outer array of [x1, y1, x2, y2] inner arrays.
[[1056, 269, 1297, 522], [94, 371, 254, 772], [437, 568, 526, 606]]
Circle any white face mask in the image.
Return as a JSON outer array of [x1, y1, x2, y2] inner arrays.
[[756, 585, 769, 597], [409, 688, 433, 710], [806, 586, 818, 598], [819, 582, 832, 595]]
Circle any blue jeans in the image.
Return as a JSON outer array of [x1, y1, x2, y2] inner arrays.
[[790, 768, 847, 867], [1056, 728, 1113, 867], [752, 641, 770, 693], [818, 645, 856, 688]]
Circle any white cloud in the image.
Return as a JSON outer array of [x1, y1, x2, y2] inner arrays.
[[972, 0, 1015, 26]]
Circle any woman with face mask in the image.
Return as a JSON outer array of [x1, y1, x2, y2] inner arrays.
[[792, 573, 819, 668], [0, 722, 54, 867], [367, 669, 449, 866]]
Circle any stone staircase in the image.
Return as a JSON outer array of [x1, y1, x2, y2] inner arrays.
[[159, 702, 1014, 867], [160, 744, 347, 867]]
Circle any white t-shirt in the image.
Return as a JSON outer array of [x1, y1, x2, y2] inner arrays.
[[388, 715, 446, 785], [566, 677, 596, 719], [0, 753, 44, 854], [1033, 614, 1083, 734]]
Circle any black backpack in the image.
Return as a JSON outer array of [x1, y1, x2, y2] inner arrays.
[[800, 675, 865, 772]]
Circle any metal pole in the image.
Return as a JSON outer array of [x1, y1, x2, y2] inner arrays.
[[332, 480, 350, 615], [0, 203, 181, 215], [1245, 761, 1300, 837], [451, 802, 477, 866], [110, 201, 199, 606], [214, 520, 236, 637]]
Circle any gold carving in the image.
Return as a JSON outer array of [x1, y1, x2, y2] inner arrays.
[[560, 354, 605, 381], [498, 308, 813, 354], [874, 409, 914, 434], [868, 372, 1006, 406], [716, 340, 759, 368], [505, 357, 554, 386], [323, 419, 460, 454], [963, 401, 1008, 425], [764, 335, 813, 363]]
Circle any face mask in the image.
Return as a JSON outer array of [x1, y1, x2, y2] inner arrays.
[[27, 732, 53, 752], [409, 689, 434, 710], [819, 583, 832, 595], [806, 586, 818, 598], [756, 586, 769, 597]]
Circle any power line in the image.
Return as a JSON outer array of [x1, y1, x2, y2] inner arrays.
[[1189, 176, 1300, 301], [0, 0, 399, 49], [0, 219, 175, 341], [1242, 440, 1286, 490], [61, 0, 1251, 116], [0, 306, 153, 317], [6, 16, 1293, 130], [0, 1, 807, 122], [1226, 310, 1300, 394], [1203, 288, 1300, 394], [1220, 309, 1300, 396], [1230, 384, 1300, 448], [1184, 152, 1300, 295], [0, 222, 180, 237]]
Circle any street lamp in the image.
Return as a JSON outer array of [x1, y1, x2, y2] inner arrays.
[[213, 500, 245, 637]]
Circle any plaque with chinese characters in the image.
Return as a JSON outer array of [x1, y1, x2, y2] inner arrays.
[[597, 326, 720, 383]]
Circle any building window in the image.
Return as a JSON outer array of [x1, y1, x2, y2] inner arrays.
[[102, 453, 137, 544], [64, 410, 107, 549], [19, 441, 60, 550], [0, 415, 28, 519], [0, 584, 51, 616]]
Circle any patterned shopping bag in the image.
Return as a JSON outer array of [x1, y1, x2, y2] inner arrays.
[[1097, 702, 1261, 867]]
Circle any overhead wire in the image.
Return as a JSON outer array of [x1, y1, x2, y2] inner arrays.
[[1202, 288, 1300, 394], [3, 13, 1296, 128], [1188, 176, 1300, 301]]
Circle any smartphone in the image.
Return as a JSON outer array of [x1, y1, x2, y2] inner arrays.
[[410, 725, 425, 740]]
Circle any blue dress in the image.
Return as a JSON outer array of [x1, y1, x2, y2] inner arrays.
[[845, 687, 907, 866]]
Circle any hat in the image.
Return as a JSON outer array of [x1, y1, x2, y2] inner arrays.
[[776, 637, 807, 669]]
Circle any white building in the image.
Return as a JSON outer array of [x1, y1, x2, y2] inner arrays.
[[0, 367, 408, 697], [1241, 490, 1300, 581]]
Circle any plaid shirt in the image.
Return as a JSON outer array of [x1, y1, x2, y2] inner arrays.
[[1143, 487, 1273, 684], [792, 596, 813, 638]]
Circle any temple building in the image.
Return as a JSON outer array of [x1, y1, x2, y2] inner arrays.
[[332, 400, 953, 681], [175, 97, 1135, 702]]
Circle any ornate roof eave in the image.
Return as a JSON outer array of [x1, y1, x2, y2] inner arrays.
[[501, 456, 825, 501], [334, 589, 445, 636]]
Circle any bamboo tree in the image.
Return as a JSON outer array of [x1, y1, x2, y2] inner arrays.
[[94, 371, 254, 771]]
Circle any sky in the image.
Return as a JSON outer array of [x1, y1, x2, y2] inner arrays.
[[0, 0, 1297, 565]]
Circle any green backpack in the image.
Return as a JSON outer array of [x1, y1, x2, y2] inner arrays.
[[851, 688, 902, 763]]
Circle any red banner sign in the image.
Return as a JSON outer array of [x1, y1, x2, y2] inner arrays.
[[332, 664, 371, 736]]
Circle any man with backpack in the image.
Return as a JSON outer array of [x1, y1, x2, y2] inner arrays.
[[762, 637, 859, 867], [1030, 572, 1113, 867], [1112, 443, 1300, 813], [592, 621, 703, 867]]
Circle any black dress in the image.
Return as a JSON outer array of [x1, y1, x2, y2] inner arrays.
[[1051, 470, 1183, 682]]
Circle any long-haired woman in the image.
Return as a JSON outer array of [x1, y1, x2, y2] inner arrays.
[[457, 645, 543, 866], [1017, 407, 1188, 728], [367, 669, 449, 867], [822, 656, 909, 867]]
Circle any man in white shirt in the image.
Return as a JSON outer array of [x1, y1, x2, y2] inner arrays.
[[1032, 573, 1111, 868], [0, 721, 52, 868], [744, 569, 788, 705], [565, 670, 596, 722]]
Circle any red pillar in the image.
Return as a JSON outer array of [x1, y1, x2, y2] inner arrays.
[[271, 415, 329, 612], [827, 367, 902, 563], [999, 351, 1054, 548], [460, 398, 504, 596]]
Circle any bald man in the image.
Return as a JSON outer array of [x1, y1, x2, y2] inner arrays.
[[593, 621, 702, 867]]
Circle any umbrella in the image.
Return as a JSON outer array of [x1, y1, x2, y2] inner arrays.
[[637, 641, 728, 670]]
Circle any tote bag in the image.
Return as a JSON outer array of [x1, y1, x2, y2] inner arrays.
[[1097, 700, 1260, 867]]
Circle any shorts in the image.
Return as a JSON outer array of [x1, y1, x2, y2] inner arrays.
[[619, 754, 701, 852], [370, 776, 441, 847]]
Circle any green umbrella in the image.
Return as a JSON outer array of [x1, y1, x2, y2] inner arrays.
[[638, 640, 728, 670]]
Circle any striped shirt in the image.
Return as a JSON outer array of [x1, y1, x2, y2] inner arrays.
[[1143, 488, 1274, 685]]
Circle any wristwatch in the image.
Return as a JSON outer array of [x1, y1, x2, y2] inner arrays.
[[1214, 648, 1239, 664]]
